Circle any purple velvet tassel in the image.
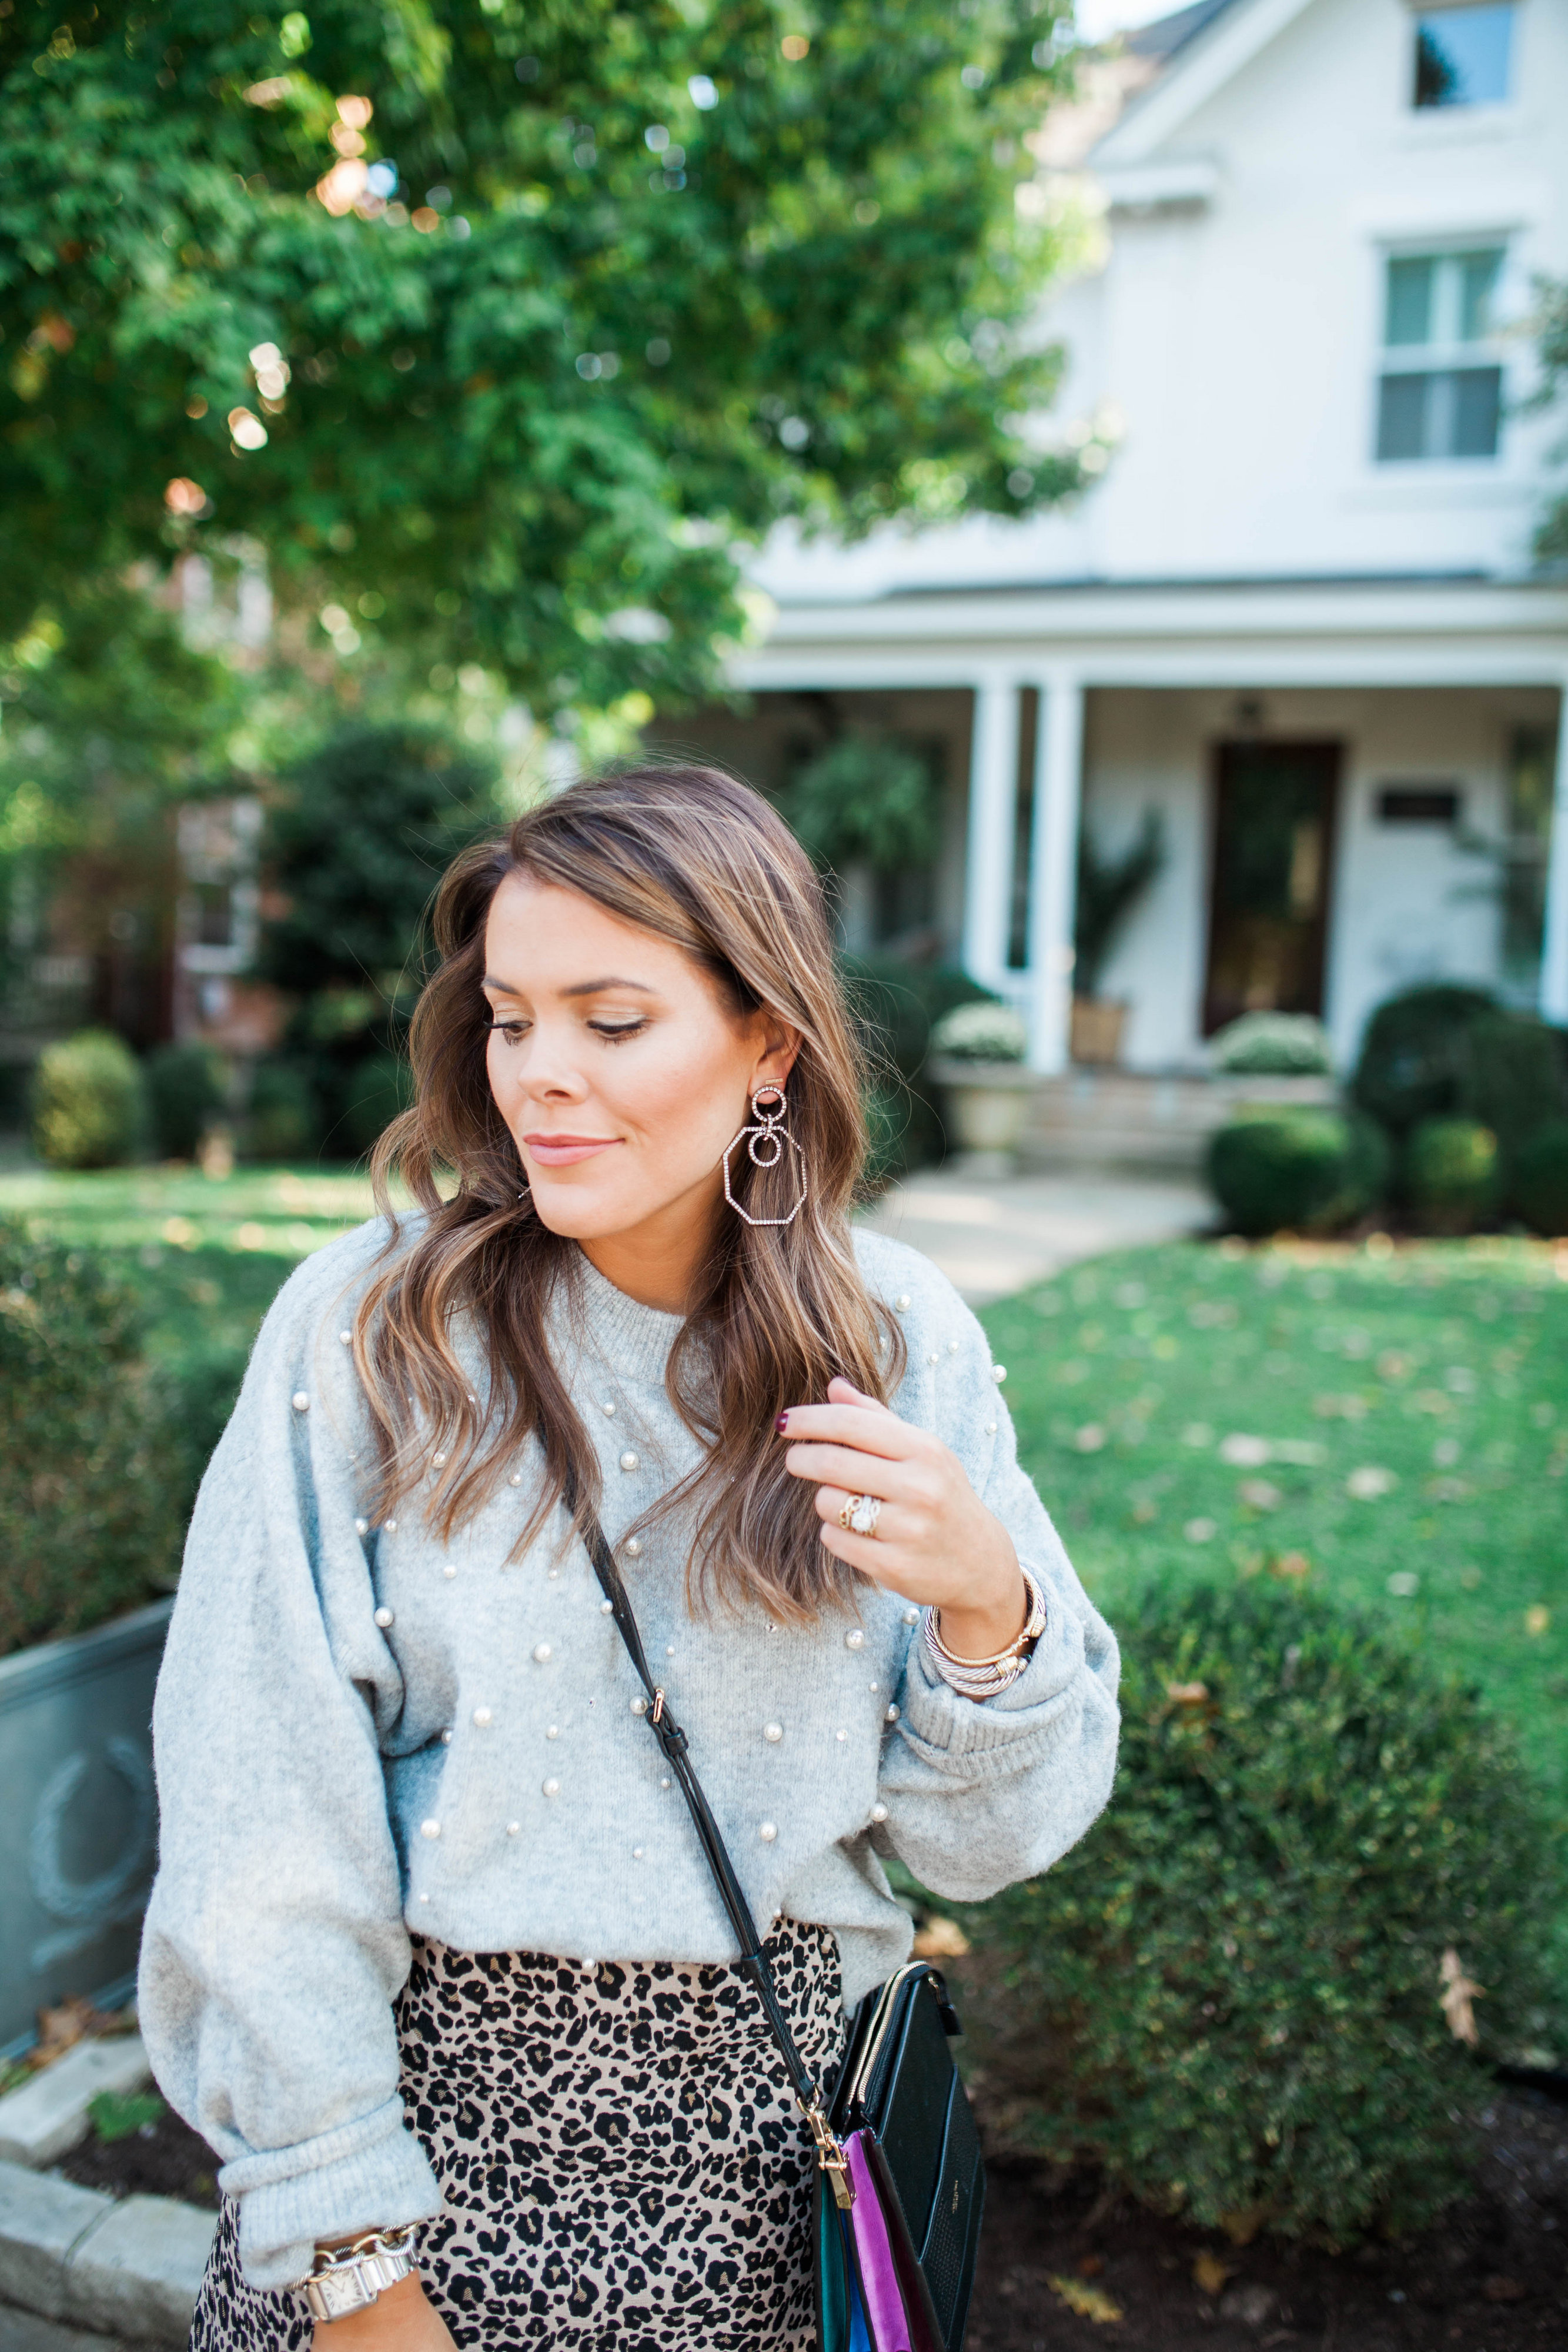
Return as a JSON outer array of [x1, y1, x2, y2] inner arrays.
[[845, 2130, 914, 2351]]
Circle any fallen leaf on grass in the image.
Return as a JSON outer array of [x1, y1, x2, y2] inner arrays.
[[1192, 2250, 1232, 2295], [1524, 1605, 1550, 1636], [1047, 2274, 1123, 2323], [1166, 1681, 1209, 1704], [1439, 1946, 1484, 2046], [1269, 1552, 1310, 1581]]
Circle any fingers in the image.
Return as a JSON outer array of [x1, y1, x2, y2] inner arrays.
[[783, 1441, 914, 1496], [777, 1401, 918, 1461], [815, 1514, 905, 1583]]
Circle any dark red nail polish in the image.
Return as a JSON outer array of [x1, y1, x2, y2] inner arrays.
[[775, 1412, 790, 1434]]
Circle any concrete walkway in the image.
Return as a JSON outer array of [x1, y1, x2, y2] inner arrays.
[[861, 1165, 1211, 1305]]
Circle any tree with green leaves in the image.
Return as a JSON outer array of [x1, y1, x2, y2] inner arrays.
[[255, 720, 497, 1152], [0, 583, 245, 1041], [2, 0, 1094, 723]]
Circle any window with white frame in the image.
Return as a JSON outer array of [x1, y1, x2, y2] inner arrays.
[[1412, 4, 1516, 108], [1374, 246, 1505, 463]]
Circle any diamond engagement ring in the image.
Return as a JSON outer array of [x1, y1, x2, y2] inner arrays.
[[838, 1494, 881, 1537]]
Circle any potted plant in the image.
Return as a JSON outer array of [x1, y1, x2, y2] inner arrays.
[[925, 1000, 1033, 1162], [1071, 811, 1164, 1065]]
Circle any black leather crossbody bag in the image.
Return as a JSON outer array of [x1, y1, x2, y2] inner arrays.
[[567, 1483, 986, 2352]]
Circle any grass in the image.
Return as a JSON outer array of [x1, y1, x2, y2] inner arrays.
[[981, 1232, 1568, 1819], [0, 1162, 380, 1474]]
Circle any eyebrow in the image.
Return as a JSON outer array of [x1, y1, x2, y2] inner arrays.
[[482, 974, 658, 999]]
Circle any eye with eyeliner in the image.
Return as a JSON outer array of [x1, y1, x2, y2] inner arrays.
[[483, 1014, 647, 1045]]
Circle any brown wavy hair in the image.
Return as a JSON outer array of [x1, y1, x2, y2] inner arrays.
[[354, 761, 904, 1620]]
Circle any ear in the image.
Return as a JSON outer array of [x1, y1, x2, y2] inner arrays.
[[748, 1017, 803, 1099]]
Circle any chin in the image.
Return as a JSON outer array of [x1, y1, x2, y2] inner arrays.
[[525, 1172, 636, 1240]]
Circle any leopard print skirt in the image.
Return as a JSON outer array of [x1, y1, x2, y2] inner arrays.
[[188, 1917, 844, 2351]]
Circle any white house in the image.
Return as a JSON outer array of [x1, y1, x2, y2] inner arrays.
[[679, 0, 1568, 1083]]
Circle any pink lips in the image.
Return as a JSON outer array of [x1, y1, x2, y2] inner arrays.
[[523, 1132, 621, 1168]]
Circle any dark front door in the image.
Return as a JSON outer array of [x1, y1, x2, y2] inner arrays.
[[1203, 740, 1340, 1035]]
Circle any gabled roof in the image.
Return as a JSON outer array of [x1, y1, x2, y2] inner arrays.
[[1124, 0, 1238, 69], [1093, 0, 1319, 165]]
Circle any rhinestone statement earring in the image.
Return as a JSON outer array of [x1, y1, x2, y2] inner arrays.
[[723, 1085, 807, 1227]]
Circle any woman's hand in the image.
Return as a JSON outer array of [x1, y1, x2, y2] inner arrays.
[[312, 2270, 456, 2350], [780, 1378, 1026, 1661]]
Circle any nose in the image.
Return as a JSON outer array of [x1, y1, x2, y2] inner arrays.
[[496, 1020, 588, 1105]]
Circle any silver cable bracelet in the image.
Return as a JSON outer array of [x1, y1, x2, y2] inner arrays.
[[923, 1566, 1046, 1700], [302, 2224, 421, 2323]]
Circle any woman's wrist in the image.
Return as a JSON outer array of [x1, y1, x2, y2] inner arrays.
[[934, 1588, 1025, 1662], [932, 1537, 1028, 1662]]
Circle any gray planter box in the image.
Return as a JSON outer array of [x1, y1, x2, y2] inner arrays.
[[0, 1602, 172, 2054]]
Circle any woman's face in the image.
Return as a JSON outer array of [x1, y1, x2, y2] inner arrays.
[[482, 872, 798, 1258]]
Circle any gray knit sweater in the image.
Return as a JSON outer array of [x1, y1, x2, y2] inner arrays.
[[138, 1220, 1118, 2290]]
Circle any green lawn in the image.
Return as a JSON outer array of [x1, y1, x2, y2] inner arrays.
[[4, 1165, 1564, 1825], [982, 1234, 1568, 1817], [0, 1163, 380, 1469]]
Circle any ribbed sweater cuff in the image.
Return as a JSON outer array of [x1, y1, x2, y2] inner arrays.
[[220, 2097, 443, 2291]]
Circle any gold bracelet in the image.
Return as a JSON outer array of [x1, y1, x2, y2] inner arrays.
[[924, 1568, 1046, 1699], [928, 1567, 1046, 1669]]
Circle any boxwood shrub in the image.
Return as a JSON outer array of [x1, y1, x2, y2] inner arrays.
[[145, 1041, 226, 1161], [1513, 1120, 1568, 1237], [1402, 1117, 1499, 1235], [1457, 1014, 1566, 1169], [1350, 982, 1498, 1139], [958, 1581, 1563, 2247], [1206, 1107, 1388, 1237], [29, 1030, 146, 1169], [0, 1218, 184, 1656]]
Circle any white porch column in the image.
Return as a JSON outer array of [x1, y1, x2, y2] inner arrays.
[[1025, 670, 1085, 1075], [1539, 680, 1568, 1025], [961, 671, 1021, 994]]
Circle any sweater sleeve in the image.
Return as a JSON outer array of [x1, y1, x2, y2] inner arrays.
[[872, 1259, 1121, 1905], [137, 1232, 443, 2291]]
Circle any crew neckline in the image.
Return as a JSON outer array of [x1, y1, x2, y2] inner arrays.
[[569, 1247, 687, 1387]]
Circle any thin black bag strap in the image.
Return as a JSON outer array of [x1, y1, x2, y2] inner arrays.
[[561, 1464, 854, 2207]]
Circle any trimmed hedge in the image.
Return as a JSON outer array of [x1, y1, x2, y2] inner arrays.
[[1350, 983, 1498, 1139], [1514, 1120, 1568, 1237], [959, 1581, 1563, 2246], [1403, 1117, 1499, 1235], [30, 1030, 146, 1169], [842, 957, 997, 1182], [145, 1041, 225, 1161], [1457, 1014, 1565, 1170], [1207, 1107, 1389, 1238], [1211, 1013, 1333, 1077], [0, 1218, 183, 1656], [246, 1059, 320, 1161]]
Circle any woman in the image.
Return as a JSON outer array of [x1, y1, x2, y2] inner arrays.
[[141, 765, 1118, 2351]]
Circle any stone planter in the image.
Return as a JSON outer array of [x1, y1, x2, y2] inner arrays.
[[1070, 996, 1128, 1067], [926, 1057, 1035, 1161], [0, 1601, 172, 2052]]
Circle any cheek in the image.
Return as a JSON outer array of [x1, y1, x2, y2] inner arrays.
[[617, 1033, 748, 1162]]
